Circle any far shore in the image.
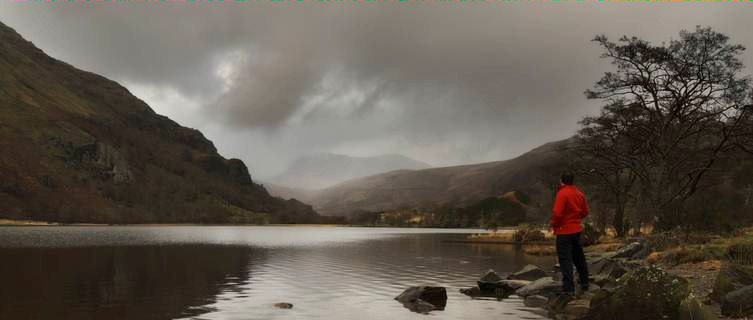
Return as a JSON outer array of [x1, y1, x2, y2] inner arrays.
[[0, 219, 491, 229]]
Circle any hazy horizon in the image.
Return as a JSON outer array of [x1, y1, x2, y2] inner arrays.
[[4, 3, 753, 180]]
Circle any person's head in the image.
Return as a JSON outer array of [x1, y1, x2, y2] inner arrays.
[[560, 171, 575, 186]]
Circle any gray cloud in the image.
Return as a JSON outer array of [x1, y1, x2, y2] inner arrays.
[[3, 3, 753, 178]]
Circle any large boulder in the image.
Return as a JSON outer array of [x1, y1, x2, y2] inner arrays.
[[711, 263, 753, 303], [395, 286, 447, 313], [586, 265, 691, 320], [516, 277, 563, 298], [589, 258, 630, 279], [721, 284, 753, 317], [477, 269, 503, 292], [508, 264, 548, 281]]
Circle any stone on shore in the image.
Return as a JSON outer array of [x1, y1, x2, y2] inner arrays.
[[711, 263, 753, 303], [721, 284, 753, 317], [478, 269, 503, 292], [523, 295, 549, 308], [609, 240, 650, 260], [508, 264, 548, 281], [395, 286, 447, 313], [586, 265, 690, 320], [516, 277, 563, 298], [499, 279, 531, 292], [559, 299, 590, 320]]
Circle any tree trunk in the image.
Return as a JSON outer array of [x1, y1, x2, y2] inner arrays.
[[613, 204, 625, 238]]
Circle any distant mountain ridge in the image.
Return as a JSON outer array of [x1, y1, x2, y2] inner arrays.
[[269, 153, 431, 190], [304, 140, 570, 216], [0, 21, 325, 224]]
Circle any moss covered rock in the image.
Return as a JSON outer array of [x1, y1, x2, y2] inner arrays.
[[586, 265, 691, 320], [711, 263, 753, 303]]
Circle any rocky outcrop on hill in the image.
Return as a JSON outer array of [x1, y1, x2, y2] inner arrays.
[[0, 21, 324, 224]]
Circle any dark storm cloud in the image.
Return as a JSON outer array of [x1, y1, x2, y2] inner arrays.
[[3, 3, 753, 177]]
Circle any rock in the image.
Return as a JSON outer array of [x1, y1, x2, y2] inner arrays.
[[679, 296, 717, 320], [711, 263, 753, 303], [524, 294, 549, 308], [516, 277, 563, 298], [721, 284, 753, 317], [407, 299, 436, 314], [561, 299, 590, 320], [586, 265, 691, 320], [274, 302, 293, 309], [478, 269, 503, 292], [459, 287, 481, 297], [395, 286, 447, 313], [499, 279, 531, 292], [508, 264, 548, 281], [589, 258, 630, 279], [611, 241, 649, 260]]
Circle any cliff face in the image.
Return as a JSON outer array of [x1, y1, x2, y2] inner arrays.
[[0, 21, 321, 223]]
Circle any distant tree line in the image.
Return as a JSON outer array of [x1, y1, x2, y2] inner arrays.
[[348, 193, 529, 228]]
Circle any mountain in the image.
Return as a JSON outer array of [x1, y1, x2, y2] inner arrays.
[[268, 153, 431, 190], [0, 21, 327, 224], [308, 140, 570, 216]]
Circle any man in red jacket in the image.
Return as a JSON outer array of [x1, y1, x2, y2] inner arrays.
[[550, 171, 589, 296]]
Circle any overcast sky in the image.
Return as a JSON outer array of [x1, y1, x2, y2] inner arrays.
[[2, 3, 753, 180]]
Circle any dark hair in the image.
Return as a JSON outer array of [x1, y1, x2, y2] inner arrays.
[[561, 172, 574, 185]]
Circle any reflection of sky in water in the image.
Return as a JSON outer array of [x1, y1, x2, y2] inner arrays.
[[0, 227, 551, 320]]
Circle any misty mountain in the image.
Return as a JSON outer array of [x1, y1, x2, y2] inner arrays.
[[269, 153, 431, 190], [307, 140, 570, 216], [0, 21, 326, 224]]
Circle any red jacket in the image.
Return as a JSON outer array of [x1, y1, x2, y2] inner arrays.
[[550, 184, 589, 235]]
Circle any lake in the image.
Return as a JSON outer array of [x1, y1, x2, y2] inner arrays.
[[0, 226, 554, 320]]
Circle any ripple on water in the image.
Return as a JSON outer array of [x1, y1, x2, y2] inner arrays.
[[0, 226, 549, 320]]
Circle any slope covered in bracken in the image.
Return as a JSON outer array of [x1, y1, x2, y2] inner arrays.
[[310, 139, 570, 216], [0, 21, 322, 224]]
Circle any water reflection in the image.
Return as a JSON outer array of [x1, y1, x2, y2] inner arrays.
[[0, 245, 257, 320], [0, 227, 551, 320]]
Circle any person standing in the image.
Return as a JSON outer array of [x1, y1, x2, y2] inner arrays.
[[550, 171, 590, 296]]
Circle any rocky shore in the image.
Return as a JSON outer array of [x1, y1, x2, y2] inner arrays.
[[396, 237, 753, 319]]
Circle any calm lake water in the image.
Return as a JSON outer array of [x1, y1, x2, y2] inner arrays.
[[0, 226, 554, 320]]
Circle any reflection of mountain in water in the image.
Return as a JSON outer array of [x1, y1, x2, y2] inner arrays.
[[0, 245, 259, 320]]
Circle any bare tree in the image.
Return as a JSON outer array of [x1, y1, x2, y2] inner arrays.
[[582, 27, 753, 230]]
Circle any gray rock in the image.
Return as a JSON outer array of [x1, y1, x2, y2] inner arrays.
[[523, 294, 549, 308], [516, 277, 563, 298], [722, 284, 753, 317], [612, 241, 649, 260], [589, 258, 630, 279], [712, 263, 753, 303], [395, 286, 447, 313], [508, 264, 548, 281], [459, 287, 481, 297], [407, 299, 436, 314], [499, 279, 531, 292], [274, 302, 293, 309], [478, 269, 503, 292]]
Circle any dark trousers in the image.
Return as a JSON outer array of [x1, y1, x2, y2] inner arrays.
[[556, 232, 589, 293]]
